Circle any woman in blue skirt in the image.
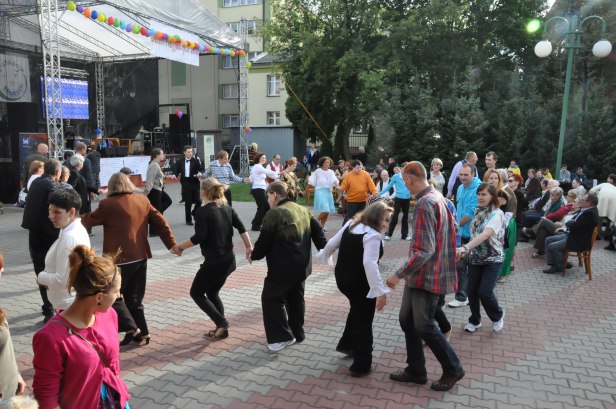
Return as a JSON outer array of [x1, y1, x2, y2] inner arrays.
[[308, 156, 340, 232]]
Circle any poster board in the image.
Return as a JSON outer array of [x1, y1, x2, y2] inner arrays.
[[122, 156, 150, 181], [99, 157, 125, 187]]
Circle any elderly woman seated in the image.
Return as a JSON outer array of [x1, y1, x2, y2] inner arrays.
[[520, 180, 561, 227], [523, 190, 580, 256]]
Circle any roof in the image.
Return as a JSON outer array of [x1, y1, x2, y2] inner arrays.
[[1, 0, 243, 62]]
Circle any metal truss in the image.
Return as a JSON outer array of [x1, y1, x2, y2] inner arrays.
[[11, 16, 98, 59], [58, 20, 122, 56], [61, 66, 88, 79], [95, 61, 104, 132], [238, 18, 249, 177], [39, 0, 65, 159], [0, 12, 10, 40]]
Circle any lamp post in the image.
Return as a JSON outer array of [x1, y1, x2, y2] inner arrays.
[[534, 14, 611, 180]]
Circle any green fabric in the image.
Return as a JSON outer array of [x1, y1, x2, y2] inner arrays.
[[499, 218, 517, 277]]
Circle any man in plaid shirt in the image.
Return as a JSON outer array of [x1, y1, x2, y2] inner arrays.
[[386, 161, 464, 392]]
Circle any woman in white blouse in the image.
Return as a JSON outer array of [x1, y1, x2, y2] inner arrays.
[[249, 152, 278, 231], [308, 156, 340, 232], [429, 158, 447, 194], [316, 201, 392, 377], [37, 189, 90, 311]]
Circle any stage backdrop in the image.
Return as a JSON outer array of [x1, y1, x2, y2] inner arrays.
[[0, 53, 31, 102]]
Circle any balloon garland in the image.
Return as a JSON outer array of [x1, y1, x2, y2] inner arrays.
[[66, 1, 250, 62]]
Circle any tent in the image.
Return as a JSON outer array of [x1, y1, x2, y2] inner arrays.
[[0, 0, 243, 157]]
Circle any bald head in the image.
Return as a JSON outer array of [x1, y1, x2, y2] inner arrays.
[[37, 143, 49, 157], [402, 161, 430, 195], [403, 161, 427, 180]]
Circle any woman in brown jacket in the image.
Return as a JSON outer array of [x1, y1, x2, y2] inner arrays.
[[81, 172, 177, 346]]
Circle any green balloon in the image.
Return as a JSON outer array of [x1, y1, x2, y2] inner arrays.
[[67, 1, 76, 11], [113, 19, 120, 27], [132, 25, 140, 34]]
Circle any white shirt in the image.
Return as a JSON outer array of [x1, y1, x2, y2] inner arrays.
[[250, 164, 278, 189], [268, 161, 284, 179], [308, 168, 339, 189], [37, 219, 91, 310], [315, 220, 390, 298], [27, 174, 41, 190], [377, 178, 396, 199], [185, 158, 191, 178]]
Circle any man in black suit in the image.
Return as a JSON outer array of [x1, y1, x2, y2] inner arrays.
[[21, 159, 61, 321], [173, 145, 204, 225], [543, 193, 600, 274]]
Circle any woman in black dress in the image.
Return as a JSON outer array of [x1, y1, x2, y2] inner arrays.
[[172, 177, 253, 339]]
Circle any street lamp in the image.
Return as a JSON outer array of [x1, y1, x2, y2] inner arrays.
[[535, 14, 612, 180]]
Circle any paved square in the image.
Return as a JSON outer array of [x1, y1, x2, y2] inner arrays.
[[2, 183, 615, 408]]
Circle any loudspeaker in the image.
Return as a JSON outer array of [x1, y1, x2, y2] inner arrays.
[[116, 146, 128, 156], [101, 147, 117, 157], [7, 103, 39, 134], [168, 114, 190, 153]]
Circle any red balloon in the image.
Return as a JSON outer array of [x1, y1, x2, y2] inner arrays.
[[140, 27, 147, 35], [107, 16, 114, 25]]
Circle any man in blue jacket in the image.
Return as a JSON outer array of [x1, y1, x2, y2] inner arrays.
[[448, 163, 480, 308]]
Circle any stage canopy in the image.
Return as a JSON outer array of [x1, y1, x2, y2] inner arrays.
[[2, 0, 243, 62]]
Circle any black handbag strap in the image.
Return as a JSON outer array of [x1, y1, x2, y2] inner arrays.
[[53, 318, 112, 369]]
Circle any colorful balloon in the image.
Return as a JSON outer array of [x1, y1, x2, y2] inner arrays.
[[83, 7, 91, 17], [140, 27, 147, 36], [97, 13, 105, 22], [177, 111, 183, 119], [132, 25, 140, 34], [113, 19, 120, 27], [150, 29, 157, 37], [90, 10, 98, 19], [107, 16, 114, 25], [239, 50, 246, 57], [126, 23, 132, 32], [246, 61, 252, 69], [67, 1, 76, 11], [144, 29, 150, 37], [163, 33, 169, 40], [120, 21, 126, 29], [77, 5, 84, 13]]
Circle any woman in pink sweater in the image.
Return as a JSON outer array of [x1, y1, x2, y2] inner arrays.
[[33, 245, 130, 409]]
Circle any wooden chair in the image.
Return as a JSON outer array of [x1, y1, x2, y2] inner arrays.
[[562, 226, 599, 280]]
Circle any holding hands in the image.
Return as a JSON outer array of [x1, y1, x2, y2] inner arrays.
[[170, 244, 184, 256], [385, 274, 400, 289], [376, 295, 387, 312]]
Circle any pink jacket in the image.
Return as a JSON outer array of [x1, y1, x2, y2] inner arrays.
[[33, 309, 129, 409]]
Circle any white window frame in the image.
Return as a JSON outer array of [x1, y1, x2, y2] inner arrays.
[[267, 111, 281, 126], [223, 56, 239, 69], [223, 0, 262, 7], [222, 84, 239, 99], [267, 74, 282, 97], [222, 114, 239, 128], [228, 20, 257, 34]]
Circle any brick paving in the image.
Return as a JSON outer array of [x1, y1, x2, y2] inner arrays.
[[1, 183, 616, 408]]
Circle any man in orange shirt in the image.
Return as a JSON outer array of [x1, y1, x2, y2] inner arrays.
[[340, 160, 378, 223]]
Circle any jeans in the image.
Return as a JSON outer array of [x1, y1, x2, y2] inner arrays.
[[546, 234, 568, 269], [344, 202, 366, 224], [387, 198, 410, 238], [190, 257, 236, 328], [454, 237, 470, 301], [467, 263, 504, 325], [434, 295, 451, 333], [251, 188, 270, 230], [399, 287, 463, 377]]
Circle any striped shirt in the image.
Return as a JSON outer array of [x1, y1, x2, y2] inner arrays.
[[203, 160, 243, 185], [395, 185, 457, 295]]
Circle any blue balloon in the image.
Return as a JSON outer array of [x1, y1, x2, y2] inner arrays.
[[150, 29, 157, 37], [120, 21, 126, 29], [95, 128, 102, 135], [91, 10, 98, 19]]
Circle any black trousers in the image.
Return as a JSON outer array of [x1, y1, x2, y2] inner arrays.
[[28, 230, 56, 317], [387, 198, 410, 238], [147, 189, 172, 214], [261, 278, 305, 344], [251, 188, 270, 230], [224, 188, 233, 206], [182, 181, 201, 223], [344, 201, 366, 224], [336, 274, 376, 373], [190, 256, 236, 328], [114, 260, 149, 335]]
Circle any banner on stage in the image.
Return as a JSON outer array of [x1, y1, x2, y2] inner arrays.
[[100, 156, 150, 186], [0, 54, 31, 102], [149, 21, 200, 66]]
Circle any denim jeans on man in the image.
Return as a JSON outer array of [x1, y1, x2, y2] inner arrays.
[[546, 234, 568, 270], [399, 287, 464, 377], [467, 262, 504, 325]]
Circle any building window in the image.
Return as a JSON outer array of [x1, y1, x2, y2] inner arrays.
[[223, 56, 239, 69], [170, 61, 186, 86], [267, 74, 282, 96], [267, 111, 281, 126], [228, 20, 258, 34], [222, 114, 239, 128], [223, 0, 262, 7], [222, 84, 239, 99]]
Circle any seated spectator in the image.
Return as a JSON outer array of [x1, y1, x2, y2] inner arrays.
[[573, 167, 588, 186], [525, 190, 580, 256], [507, 160, 521, 175], [523, 168, 542, 205], [521, 183, 563, 232], [543, 193, 599, 274], [542, 168, 553, 179], [572, 178, 586, 197]]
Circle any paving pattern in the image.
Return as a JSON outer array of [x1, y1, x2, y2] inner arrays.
[[1, 183, 615, 409]]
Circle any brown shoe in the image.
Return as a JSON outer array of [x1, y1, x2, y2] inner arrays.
[[389, 370, 428, 384], [430, 371, 465, 391]]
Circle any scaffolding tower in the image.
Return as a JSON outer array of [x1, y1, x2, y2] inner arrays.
[[238, 17, 250, 177], [95, 62, 105, 132]]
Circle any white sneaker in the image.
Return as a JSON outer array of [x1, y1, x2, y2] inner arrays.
[[384, 235, 391, 241], [492, 310, 505, 332], [267, 338, 296, 352], [405, 235, 412, 241], [464, 322, 482, 333], [322, 226, 328, 232], [447, 299, 469, 308]]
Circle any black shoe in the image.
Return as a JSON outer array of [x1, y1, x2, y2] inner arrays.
[[543, 266, 558, 274], [389, 370, 428, 384], [120, 329, 141, 346], [566, 261, 573, 269], [349, 367, 372, 378], [186, 221, 194, 226], [336, 346, 353, 357], [431, 371, 465, 391]]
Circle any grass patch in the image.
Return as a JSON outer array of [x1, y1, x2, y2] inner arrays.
[[229, 183, 308, 205]]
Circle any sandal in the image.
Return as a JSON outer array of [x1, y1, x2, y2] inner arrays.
[[207, 326, 229, 339]]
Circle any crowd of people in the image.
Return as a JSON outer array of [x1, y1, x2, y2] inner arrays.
[[1, 141, 614, 408]]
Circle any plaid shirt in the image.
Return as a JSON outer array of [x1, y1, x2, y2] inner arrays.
[[395, 185, 457, 295], [203, 160, 243, 185]]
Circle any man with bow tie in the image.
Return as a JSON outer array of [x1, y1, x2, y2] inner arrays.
[[173, 145, 204, 225]]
